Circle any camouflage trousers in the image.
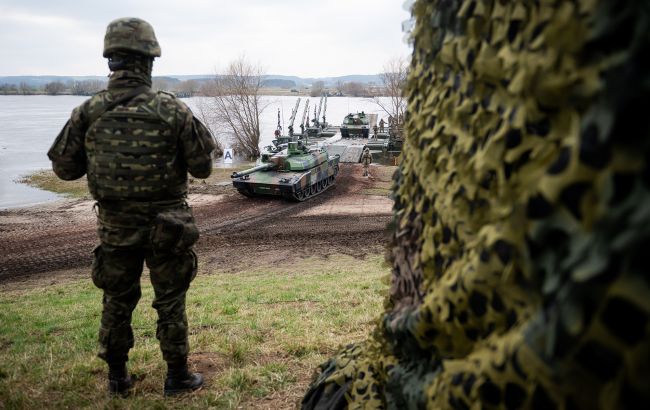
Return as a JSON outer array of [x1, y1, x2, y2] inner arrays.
[[363, 165, 369, 176], [91, 242, 197, 364]]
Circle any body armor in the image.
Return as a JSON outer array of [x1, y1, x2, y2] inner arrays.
[[85, 92, 187, 201]]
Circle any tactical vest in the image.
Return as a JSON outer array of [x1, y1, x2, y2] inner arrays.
[[85, 91, 187, 201]]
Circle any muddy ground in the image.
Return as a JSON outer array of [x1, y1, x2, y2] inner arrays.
[[0, 163, 395, 288]]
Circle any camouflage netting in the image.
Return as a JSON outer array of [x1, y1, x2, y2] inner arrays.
[[302, 0, 650, 408]]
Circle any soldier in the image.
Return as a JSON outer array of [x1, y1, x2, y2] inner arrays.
[[361, 147, 372, 177], [373, 124, 378, 136], [47, 18, 216, 397], [379, 118, 385, 133]]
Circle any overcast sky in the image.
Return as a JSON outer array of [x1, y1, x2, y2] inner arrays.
[[0, 0, 411, 78]]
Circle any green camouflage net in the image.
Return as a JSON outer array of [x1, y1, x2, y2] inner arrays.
[[302, 0, 650, 408]]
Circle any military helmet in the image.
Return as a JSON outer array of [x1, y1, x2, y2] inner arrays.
[[103, 17, 161, 58]]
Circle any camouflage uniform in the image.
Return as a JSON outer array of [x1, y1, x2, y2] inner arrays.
[[48, 18, 215, 395], [361, 148, 372, 177]]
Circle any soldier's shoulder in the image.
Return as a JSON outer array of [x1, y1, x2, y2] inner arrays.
[[74, 90, 110, 116], [153, 90, 190, 111], [156, 90, 177, 100]]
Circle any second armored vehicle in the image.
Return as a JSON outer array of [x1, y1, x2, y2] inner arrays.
[[340, 112, 370, 138], [232, 141, 340, 201]]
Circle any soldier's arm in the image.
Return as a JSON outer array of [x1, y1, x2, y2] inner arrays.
[[179, 111, 216, 179], [47, 105, 87, 180]]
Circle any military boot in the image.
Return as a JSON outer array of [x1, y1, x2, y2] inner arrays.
[[164, 359, 203, 396], [108, 362, 133, 397]]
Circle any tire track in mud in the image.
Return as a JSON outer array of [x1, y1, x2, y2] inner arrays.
[[0, 165, 392, 283]]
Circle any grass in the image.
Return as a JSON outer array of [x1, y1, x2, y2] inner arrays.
[[18, 164, 255, 198], [361, 188, 392, 197], [18, 171, 90, 199], [0, 254, 388, 409]]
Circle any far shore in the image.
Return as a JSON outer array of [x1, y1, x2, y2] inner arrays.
[[0, 89, 385, 98]]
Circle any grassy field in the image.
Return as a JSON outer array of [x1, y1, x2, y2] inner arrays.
[[18, 171, 90, 199], [0, 254, 388, 409], [18, 164, 255, 198]]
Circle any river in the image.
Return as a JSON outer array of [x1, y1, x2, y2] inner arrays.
[[0, 94, 392, 209]]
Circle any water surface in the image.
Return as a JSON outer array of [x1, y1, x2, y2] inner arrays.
[[0, 94, 391, 209]]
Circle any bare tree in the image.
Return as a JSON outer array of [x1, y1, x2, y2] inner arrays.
[[310, 80, 325, 97], [343, 81, 368, 97], [202, 57, 267, 159], [334, 80, 345, 96], [44, 81, 66, 95], [70, 80, 105, 96], [19, 82, 33, 95], [175, 80, 199, 97], [192, 95, 224, 157], [374, 56, 408, 122], [152, 77, 175, 92]]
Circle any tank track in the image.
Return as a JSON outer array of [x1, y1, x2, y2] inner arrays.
[[284, 174, 337, 202]]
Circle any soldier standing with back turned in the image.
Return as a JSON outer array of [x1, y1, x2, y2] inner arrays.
[[47, 18, 216, 397]]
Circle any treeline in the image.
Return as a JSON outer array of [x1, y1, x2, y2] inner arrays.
[[0, 80, 108, 96], [0, 77, 394, 98], [309, 80, 386, 98], [0, 78, 204, 96]]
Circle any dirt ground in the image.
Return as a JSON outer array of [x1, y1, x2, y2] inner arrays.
[[0, 163, 395, 289]]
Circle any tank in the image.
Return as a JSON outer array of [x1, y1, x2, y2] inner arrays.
[[231, 141, 340, 201], [340, 112, 370, 138]]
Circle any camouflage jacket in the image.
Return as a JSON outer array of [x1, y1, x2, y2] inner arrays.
[[361, 151, 372, 166], [48, 71, 216, 245]]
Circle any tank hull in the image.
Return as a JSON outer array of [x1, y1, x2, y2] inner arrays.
[[232, 155, 340, 201]]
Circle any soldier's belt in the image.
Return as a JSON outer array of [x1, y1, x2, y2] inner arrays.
[[96, 199, 187, 228]]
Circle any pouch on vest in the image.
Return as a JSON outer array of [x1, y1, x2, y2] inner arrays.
[[149, 209, 199, 253]]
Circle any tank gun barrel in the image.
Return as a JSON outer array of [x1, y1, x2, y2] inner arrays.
[[231, 163, 274, 178]]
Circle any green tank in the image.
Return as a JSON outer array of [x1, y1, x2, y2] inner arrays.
[[340, 112, 370, 138], [231, 141, 340, 201]]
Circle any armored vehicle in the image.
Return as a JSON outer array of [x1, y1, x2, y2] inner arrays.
[[305, 95, 338, 139], [232, 141, 340, 201], [340, 112, 370, 138], [367, 125, 404, 152]]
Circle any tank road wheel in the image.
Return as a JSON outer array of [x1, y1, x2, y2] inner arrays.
[[322, 178, 329, 188]]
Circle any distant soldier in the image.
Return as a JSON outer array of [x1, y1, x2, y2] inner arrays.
[[361, 147, 372, 177], [388, 115, 394, 127], [379, 118, 385, 133], [373, 124, 378, 136], [47, 18, 216, 397]]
